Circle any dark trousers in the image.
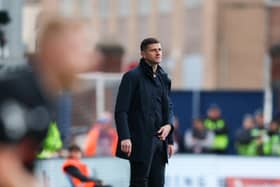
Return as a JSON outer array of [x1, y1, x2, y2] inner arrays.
[[129, 137, 166, 187]]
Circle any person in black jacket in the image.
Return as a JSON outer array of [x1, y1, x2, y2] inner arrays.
[[115, 38, 174, 187], [0, 63, 48, 187], [62, 145, 111, 187], [0, 16, 96, 178]]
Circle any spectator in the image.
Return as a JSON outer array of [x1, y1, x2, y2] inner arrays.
[[262, 120, 280, 156], [184, 118, 214, 154], [62, 145, 111, 187], [37, 121, 63, 159], [250, 109, 268, 155], [204, 104, 229, 154], [84, 112, 118, 157], [252, 109, 267, 138], [235, 114, 255, 156], [173, 116, 185, 153]]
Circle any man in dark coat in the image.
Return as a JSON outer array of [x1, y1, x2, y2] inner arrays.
[[115, 38, 174, 187]]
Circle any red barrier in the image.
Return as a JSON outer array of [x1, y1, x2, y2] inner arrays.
[[227, 177, 280, 187]]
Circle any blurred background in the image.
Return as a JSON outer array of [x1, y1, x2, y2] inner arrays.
[[2, 0, 280, 186]]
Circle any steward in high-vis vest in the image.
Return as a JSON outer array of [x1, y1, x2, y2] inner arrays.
[[235, 114, 256, 156], [62, 145, 111, 187], [249, 110, 269, 156], [37, 121, 63, 158], [84, 112, 118, 157], [263, 120, 280, 156], [204, 104, 229, 154]]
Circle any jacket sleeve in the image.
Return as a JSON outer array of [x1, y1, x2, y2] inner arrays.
[[167, 96, 174, 145], [166, 77, 174, 145], [115, 72, 136, 141], [64, 166, 101, 183]]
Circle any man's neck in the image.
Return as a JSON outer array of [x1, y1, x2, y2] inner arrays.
[[33, 56, 63, 95], [36, 65, 63, 96], [145, 60, 158, 73]]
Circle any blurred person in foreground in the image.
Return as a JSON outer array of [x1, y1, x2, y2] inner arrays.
[[115, 38, 174, 187], [84, 111, 118, 157], [204, 104, 229, 154], [62, 145, 111, 187], [0, 90, 43, 187], [0, 16, 96, 186], [184, 118, 214, 154], [235, 114, 256, 156], [34, 16, 95, 159]]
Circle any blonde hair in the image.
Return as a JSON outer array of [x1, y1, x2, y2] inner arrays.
[[36, 16, 91, 51]]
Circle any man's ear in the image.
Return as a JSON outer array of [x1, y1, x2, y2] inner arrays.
[[140, 51, 145, 58]]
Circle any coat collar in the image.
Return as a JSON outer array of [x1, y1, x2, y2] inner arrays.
[[139, 58, 166, 79]]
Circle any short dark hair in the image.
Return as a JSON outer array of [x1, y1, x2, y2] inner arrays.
[[68, 144, 81, 152], [140, 37, 160, 51]]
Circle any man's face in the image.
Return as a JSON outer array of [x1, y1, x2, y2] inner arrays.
[[255, 114, 264, 126], [193, 120, 204, 131], [141, 43, 162, 65], [243, 117, 254, 129], [41, 26, 95, 89], [208, 108, 221, 119], [269, 122, 278, 132], [69, 150, 82, 159], [56, 27, 94, 88]]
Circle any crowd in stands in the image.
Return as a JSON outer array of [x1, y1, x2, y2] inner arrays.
[[173, 104, 229, 154], [37, 111, 118, 159], [173, 105, 280, 156], [235, 112, 280, 156], [38, 103, 280, 158]]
